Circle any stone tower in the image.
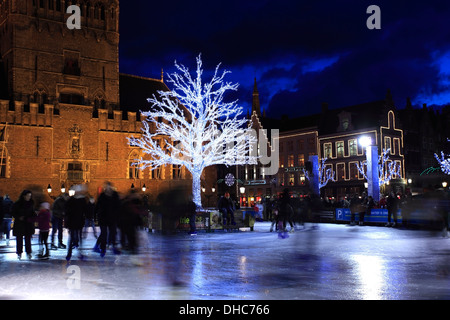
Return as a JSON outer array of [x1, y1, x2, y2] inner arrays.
[[0, 0, 120, 111]]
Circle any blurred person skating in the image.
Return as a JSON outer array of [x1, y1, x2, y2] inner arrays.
[[1, 194, 13, 246], [83, 196, 97, 239], [349, 194, 361, 226], [65, 185, 87, 261], [94, 182, 121, 257], [119, 190, 147, 254], [279, 188, 295, 233], [12, 190, 35, 260], [50, 193, 68, 250], [386, 191, 399, 227], [36, 202, 51, 259]]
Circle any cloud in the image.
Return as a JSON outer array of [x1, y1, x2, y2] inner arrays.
[[414, 49, 450, 107], [119, 0, 450, 118]]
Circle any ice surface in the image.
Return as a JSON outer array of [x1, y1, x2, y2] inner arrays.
[[0, 222, 449, 300]]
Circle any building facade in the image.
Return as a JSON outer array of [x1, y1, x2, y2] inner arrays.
[[0, 0, 216, 202], [276, 127, 318, 196]]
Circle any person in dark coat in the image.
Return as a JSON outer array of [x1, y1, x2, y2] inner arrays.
[[94, 181, 121, 257], [187, 198, 198, 235], [119, 190, 147, 254], [12, 190, 35, 259], [278, 188, 295, 232], [1, 194, 13, 246], [386, 191, 399, 227], [218, 192, 236, 227], [51, 193, 68, 250], [83, 196, 97, 239], [65, 185, 88, 261]]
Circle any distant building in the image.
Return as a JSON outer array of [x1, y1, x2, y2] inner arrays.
[[398, 99, 449, 192], [317, 92, 405, 199], [247, 90, 409, 201]]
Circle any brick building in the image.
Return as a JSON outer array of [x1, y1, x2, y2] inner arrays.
[[0, 0, 216, 202]]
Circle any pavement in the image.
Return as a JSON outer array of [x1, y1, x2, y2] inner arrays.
[[0, 222, 449, 300]]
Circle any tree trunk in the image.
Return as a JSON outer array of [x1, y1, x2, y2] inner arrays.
[[191, 170, 202, 208]]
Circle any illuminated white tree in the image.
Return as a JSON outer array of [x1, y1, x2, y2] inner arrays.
[[435, 139, 450, 175], [128, 55, 258, 207], [356, 148, 401, 186]]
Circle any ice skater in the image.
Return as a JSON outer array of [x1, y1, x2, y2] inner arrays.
[[36, 202, 51, 259], [65, 185, 88, 261], [12, 190, 35, 260]]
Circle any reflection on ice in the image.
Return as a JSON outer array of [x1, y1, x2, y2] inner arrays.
[[351, 254, 385, 300]]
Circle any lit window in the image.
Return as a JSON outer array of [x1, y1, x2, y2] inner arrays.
[[336, 142, 344, 158]]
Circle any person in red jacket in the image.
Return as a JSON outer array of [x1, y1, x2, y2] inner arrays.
[[37, 202, 52, 259]]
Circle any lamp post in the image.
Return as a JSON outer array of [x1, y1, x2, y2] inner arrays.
[[443, 181, 448, 189], [308, 155, 320, 196], [359, 136, 380, 201], [240, 186, 246, 207]]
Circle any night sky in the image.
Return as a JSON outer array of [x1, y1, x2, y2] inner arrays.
[[119, 0, 450, 118]]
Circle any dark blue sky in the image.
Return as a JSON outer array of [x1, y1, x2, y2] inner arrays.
[[119, 0, 450, 118]]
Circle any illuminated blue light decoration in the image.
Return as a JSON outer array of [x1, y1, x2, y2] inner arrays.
[[303, 155, 335, 195], [356, 148, 400, 187], [435, 139, 450, 175], [128, 55, 258, 207]]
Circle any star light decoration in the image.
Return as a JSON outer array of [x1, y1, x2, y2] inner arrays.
[[225, 173, 235, 187], [128, 55, 258, 207]]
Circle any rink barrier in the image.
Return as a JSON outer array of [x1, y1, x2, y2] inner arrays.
[[147, 208, 257, 232], [335, 208, 402, 224], [335, 207, 446, 229]]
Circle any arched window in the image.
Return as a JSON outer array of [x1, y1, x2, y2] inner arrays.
[[94, 3, 99, 19], [100, 4, 105, 20], [86, 2, 91, 18], [128, 150, 141, 179]]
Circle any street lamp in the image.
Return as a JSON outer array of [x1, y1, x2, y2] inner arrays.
[[142, 184, 146, 192], [359, 135, 380, 201], [240, 186, 245, 194], [443, 181, 448, 188], [358, 136, 372, 148], [61, 183, 66, 193], [47, 184, 52, 194]]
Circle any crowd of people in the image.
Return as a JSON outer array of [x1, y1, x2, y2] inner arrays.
[[0, 182, 150, 261], [1, 183, 449, 260], [261, 187, 449, 233]]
